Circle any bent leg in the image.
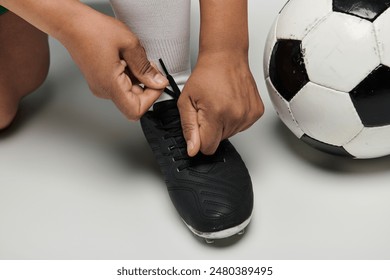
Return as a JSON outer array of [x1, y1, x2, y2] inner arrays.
[[0, 11, 49, 129]]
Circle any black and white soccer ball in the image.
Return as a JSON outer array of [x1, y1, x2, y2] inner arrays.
[[264, 0, 390, 159]]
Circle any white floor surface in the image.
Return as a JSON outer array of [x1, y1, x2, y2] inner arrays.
[[1, 0, 390, 260]]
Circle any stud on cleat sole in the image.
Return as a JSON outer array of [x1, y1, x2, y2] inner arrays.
[[205, 238, 215, 244], [183, 215, 252, 241]]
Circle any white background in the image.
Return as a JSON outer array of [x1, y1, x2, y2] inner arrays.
[[1, 0, 390, 259]]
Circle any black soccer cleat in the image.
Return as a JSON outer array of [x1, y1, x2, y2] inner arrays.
[[140, 59, 254, 241]]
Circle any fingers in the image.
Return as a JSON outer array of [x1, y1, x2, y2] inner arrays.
[[122, 39, 168, 89], [139, 87, 164, 113], [111, 65, 162, 120], [179, 94, 225, 156], [178, 95, 201, 157], [198, 114, 223, 155]]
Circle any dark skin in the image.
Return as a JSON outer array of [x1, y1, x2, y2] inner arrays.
[[0, 11, 49, 129], [0, 0, 264, 156], [180, 0, 264, 156]]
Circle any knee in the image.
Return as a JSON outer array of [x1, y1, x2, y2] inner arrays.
[[0, 57, 49, 130], [25, 60, 49, 95], [0, 87, 19, 130], [0, 47, 49, 130], [18, 46, 50, 97]]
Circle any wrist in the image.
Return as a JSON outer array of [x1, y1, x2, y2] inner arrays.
[[51, 3, 101, 44], [198, 0, 249, 61], [197, 48, 249, 67], [198, 21, 249, 57]]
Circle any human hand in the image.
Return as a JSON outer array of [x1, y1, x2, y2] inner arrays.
[[58, 6, 168, 120], [178, 51, 264, 156]]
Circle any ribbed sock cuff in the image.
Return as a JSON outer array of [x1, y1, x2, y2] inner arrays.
[[141, 37, 190, 79]]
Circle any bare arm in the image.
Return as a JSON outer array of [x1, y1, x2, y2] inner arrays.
[[179, 0, 264, 156], [0, 0, 88, 38], [198, 0, 249, 56], [0, 0, 168, 120]]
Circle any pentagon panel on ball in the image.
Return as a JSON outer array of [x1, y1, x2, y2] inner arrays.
[[333, 0, 390, 21], [264, 0, 390, 159], [350, 65, 390, 127], [300, 135, 353, 157], [269, 39, 309, 102]]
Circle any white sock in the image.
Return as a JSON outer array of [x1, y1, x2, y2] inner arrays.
[[109, 0, 191, 102]]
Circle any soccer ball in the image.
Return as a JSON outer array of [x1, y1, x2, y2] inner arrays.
[[264, 0, 390, 159]]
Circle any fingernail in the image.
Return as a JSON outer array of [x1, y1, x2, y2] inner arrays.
[[187, 140, 194, 155], [153, 74, 167, 85]]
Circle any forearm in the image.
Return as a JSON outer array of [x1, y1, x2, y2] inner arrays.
[[198, 0, 249, 57], [0, 0, 100, 43]]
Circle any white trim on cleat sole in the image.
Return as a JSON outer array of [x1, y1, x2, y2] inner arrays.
[[182, 213, 252, 241]]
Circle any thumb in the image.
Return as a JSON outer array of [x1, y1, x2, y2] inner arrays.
[[178, 96, 201, 157], [109, 61, 162, 120], [123, 39, 168, 89]]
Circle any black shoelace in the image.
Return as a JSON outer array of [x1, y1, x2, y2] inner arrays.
[[157, 59, 225, 172]]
